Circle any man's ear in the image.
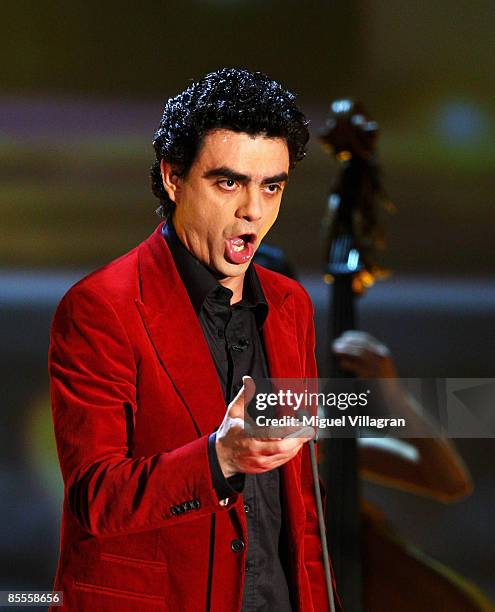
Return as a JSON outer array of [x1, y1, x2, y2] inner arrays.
[[160, 159, 181, 203]]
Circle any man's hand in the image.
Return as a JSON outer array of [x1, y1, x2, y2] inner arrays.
[[332, 330, 398, 378], [215, 376, 313, 478]]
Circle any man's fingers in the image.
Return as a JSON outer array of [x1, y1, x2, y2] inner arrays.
[[248, 436, 309, 456], [283, 425, 315, 439], [241, 446, 305, 472]]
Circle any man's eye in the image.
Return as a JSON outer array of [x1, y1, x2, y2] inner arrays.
[[265, 184, 282, 193], [219, 179, 237, 190]]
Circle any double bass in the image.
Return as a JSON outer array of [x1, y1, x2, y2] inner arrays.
[[319, 99, 494, 612]]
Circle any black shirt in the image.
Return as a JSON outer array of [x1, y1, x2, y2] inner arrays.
[[163, 222, 292, 612]]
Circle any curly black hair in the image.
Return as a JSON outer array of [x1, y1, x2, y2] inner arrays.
[[150, 67, 309, 217]]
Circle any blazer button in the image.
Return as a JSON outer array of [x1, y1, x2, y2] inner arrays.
[[170, 506, 179, 516], [191, 499, 201, 510], [231, 539, 245, 553]]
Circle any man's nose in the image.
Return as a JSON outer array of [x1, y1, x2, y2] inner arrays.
[[236, 188, 263, 222]]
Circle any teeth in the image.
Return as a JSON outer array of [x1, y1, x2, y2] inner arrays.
[[232, 243, 245, 252]]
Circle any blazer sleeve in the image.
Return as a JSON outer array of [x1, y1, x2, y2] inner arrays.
[[49, 284, 235, 538], [299, 293, 343, 612]]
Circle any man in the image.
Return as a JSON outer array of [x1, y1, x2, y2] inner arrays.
[[49, 68, 341, 611]]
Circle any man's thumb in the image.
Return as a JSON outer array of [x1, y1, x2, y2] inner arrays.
[[228, 376, 257, 418]]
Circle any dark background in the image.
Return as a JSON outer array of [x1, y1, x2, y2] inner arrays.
[[1, 0, 494, 606]]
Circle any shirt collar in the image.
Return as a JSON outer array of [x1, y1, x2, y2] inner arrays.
[[162, 220, 268, 325]]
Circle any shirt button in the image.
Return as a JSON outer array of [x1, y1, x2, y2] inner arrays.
[[231, 539, 245, 553], [244, 504, 251, 514]]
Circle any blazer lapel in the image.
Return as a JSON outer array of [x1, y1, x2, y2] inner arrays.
[[255, 265, 305, 526], [256, 266, 302, 380], [135, 224, 227, 437]]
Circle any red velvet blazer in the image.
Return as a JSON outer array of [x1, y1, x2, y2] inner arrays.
[[49, 223, 341, 611]]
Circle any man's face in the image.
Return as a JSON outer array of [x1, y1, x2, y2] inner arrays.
[[164, 129, 290, 280]]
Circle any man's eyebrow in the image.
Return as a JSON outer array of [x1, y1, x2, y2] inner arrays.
[[202, 167, 249, 182], [261, 172, 289, 185], [202, 167, 289, 185]]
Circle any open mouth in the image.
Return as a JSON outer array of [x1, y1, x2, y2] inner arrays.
[[225, 233, 256, 264]]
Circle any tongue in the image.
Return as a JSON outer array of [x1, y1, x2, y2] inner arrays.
[[225, 236, 254, 265]]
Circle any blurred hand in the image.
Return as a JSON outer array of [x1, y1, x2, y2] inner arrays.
[[334, 336, 473, 502], [332, 330, 398, 378], [215, 376, 313, 478]]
